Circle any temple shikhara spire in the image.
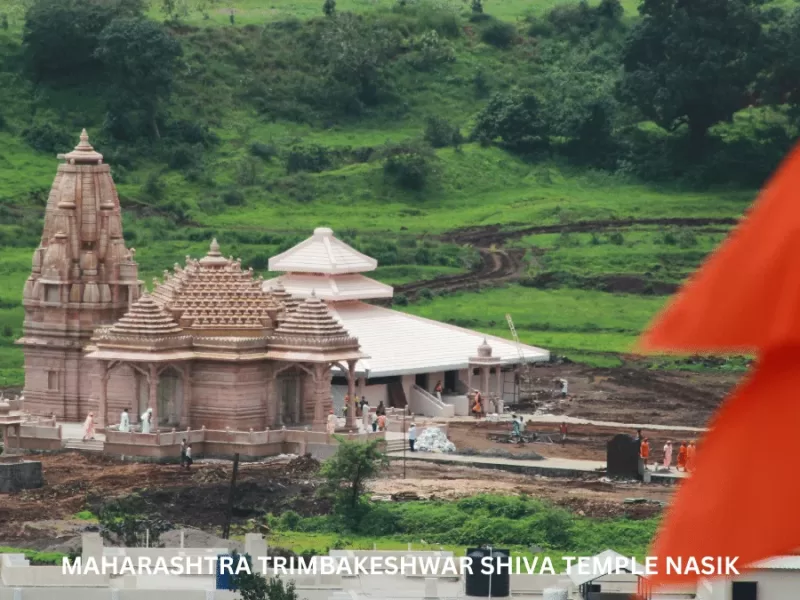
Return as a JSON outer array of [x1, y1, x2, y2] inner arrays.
[[19, 129, 141, 420]]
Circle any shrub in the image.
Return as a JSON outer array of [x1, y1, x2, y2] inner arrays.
[[480, 18, 515, 48], [236, 157, 261, 185], [222, 189, 245, 206], [286, 144, 332, 173], [473, 91, 550, 152], [167, 144, 202, 171], [608, 231, 624, 245], [278, 510, 302, 530], [393, 293, 409, 306], [418, 288, 434, 300], [22, 123, 72, 154], [381, 141, 436, 190], [423, 116, 463, 148], [142, 173, 165, 201], [408, 29, 455, 71], [250, 142, 277, 160]]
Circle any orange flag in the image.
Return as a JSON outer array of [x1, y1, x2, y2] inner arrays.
[[638, 143, 800, 587]]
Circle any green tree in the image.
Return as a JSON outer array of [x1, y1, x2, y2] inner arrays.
[[318, 13, 401, 108], [319, 437, 388, 525], [759, 6, 800, 107], [472, 91, 550, 152], [99, 495, 171, 547], [323, 0, 336, 17], [22, 0, 145, 80], [95, 18, 182, 139], [230, 553, 299, 600], [471, 0, 483, 14], [619, 0, 764, 149]]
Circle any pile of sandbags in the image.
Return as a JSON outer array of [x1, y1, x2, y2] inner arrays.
[[415, 426, 456, 453]]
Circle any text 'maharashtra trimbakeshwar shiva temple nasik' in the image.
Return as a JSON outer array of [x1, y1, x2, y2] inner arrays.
[[17, 131, 548, 441]]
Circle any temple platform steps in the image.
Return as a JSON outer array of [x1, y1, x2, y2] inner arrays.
[[62, 439, 105, 453]]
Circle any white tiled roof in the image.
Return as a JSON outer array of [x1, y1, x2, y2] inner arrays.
[[269, 227, 377, 274], [330, 301, 549, 378], [263, 274, 393, 301]]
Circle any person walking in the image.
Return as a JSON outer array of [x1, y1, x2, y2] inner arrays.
[[408, 423, 417, 452], [372, 414, 378, 432], [376, 401, 386, 416], [185, 443, 193, 469], [686, 440, 697, 473], [180, 438, 188, 468], [119, 407, 131, 433], [663, 440, 674, 470], [511, 414, 521, 440], [677, 441, 688, 472], [434, 380, 443, 401], [640, 437, 650, 470], [560, 422, 568, 444], [82, 412, 95, 442], [141, 408, 153, 434], [377, 413, 386, 432], [327, 409, 337, 435]]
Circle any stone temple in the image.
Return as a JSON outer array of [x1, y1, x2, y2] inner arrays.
[[17, 132, 549, 439]]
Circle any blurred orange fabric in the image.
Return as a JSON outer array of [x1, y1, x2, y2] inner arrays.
[[639, 143, 800, 353]]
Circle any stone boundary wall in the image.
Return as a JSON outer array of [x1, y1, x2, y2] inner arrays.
[[14, 423, 62, 451], [103, 428, 386, 461]]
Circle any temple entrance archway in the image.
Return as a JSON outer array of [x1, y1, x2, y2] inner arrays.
[[279, 375, 301, 426], [158, 367, 183, 427]]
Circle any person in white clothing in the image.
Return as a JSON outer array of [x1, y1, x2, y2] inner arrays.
[[326, 409, 337, 435], [119, 407, 131, 433], [408, 423, 417, 452], [141, 408, 153, 434]]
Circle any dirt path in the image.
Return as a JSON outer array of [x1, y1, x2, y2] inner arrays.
[[442, 217, 737, 246], [396, 247, 524, 298]]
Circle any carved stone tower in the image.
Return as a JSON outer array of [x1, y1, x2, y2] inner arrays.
[[18, 130, 141, 420]]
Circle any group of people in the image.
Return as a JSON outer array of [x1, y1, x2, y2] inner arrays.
[[638, 429, 697, 473], [328, 398, 388, 434], [81, 407, 156, 441]]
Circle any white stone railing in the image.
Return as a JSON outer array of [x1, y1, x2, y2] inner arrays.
[[409, 385, 455, 418]]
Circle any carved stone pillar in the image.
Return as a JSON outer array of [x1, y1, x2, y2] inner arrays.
[[346, 360, 357, 429], [312, 363, 330, 431], [149, 363, 159, 430], [97, 361, 109, 429], [181, 363, 191, 429]]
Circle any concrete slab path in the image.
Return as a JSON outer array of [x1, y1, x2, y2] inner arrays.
[[388, 450, 687, 484]]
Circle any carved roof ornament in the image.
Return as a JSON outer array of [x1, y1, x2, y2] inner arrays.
[[63, 129, 103, 165]]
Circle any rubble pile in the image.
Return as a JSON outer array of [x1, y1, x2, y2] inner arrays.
[[285, 453, 320, 475], [415, 427, 456, 453]]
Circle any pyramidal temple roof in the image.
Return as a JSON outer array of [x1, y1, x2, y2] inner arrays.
[[150, 239, 284, 336], [106, 294, 183, 337], [268, 292, 366, 363], [92, 294, 192, 353], [268, 227, 377, 274]]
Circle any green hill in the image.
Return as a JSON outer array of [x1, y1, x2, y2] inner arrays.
[[1, 0, 791, 386]]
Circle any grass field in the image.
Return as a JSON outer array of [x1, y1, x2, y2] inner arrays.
[[0, 0, 763, 387]]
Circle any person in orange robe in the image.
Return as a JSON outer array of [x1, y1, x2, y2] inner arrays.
[[635, 143, 800, 588], [640, 437, 650, 470], [676, 442, 687, 471], [685, 440, 697, 473]]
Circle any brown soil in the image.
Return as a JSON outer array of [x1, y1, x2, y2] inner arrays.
[[0, 453, 326, 545], [378, 461, 669, 520], [447, 421, 702, 463], [516, 361, 740, 428]]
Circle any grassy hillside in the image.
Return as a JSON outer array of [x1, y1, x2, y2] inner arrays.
[[0, 0, 772, 387]]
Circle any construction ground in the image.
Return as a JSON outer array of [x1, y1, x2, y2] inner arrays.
[[0, 359, 740, 556]]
